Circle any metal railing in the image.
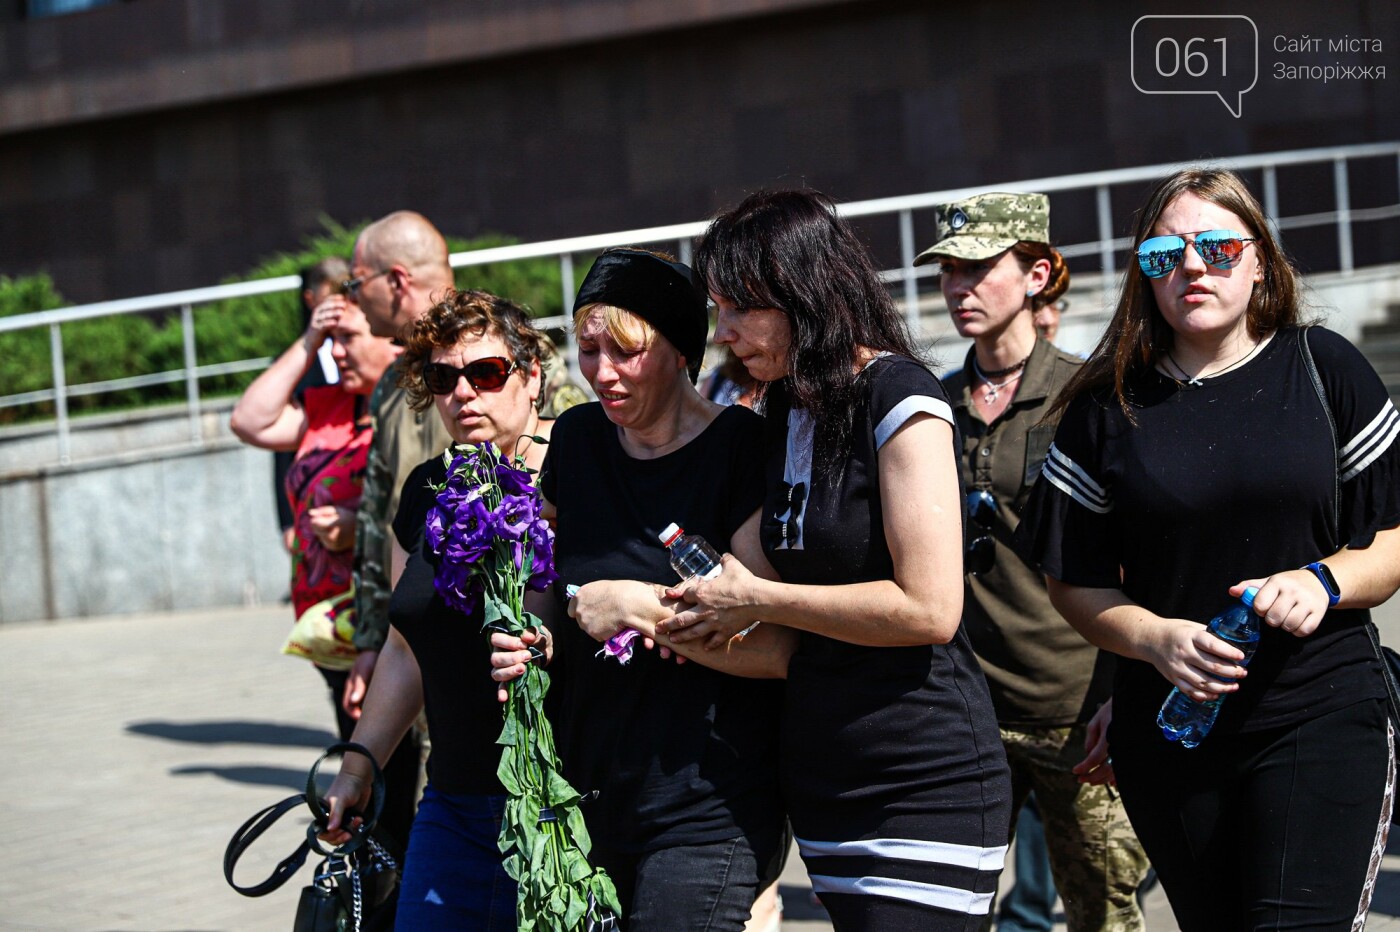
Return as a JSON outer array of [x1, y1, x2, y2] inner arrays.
[[3, 140, 1399, 466]]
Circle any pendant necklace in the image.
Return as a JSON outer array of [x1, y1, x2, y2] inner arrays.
[[1166, 337, 1265, 387], [973, 355, 1029, 405]]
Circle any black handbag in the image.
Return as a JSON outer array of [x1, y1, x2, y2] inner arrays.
[[224, 742, 400, 932]]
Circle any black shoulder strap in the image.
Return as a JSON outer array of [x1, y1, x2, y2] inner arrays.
[[1297, 326, 1341, 542], [1302, 328, 1400, 728]]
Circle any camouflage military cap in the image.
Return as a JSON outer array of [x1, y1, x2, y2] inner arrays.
[[913, 192, 1050, 264]]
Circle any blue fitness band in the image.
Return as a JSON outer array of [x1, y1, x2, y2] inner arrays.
[[1305, 561, 1341, 607]]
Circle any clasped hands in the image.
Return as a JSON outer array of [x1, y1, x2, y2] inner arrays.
[[488, 557, 765, 700]]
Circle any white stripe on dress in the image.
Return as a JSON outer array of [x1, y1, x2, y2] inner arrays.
[[1042, 444, 1112, 514], [1341, 401, 1400, 483], [874, 395, 955, 450], [808, 874, 996, 915], [796, 836, 1007, 871]]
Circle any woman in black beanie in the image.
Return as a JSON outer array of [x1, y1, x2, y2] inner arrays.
[[493, 247, 793, 930]]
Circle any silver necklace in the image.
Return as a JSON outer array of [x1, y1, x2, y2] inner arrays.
[[972, 357, 1026, 404]]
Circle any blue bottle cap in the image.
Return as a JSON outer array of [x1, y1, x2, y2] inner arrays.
[[1241, 586, 1259, 607]]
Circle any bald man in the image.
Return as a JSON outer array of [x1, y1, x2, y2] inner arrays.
[[347, 210, 455, 341], [335, 215, 455, 844], [346, 211, 454, 674]]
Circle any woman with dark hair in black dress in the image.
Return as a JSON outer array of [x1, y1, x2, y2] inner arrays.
[[662, 190, 1011, 932]]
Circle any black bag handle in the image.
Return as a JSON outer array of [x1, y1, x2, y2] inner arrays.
[[223, 793, 312, 896], [223, 742, 387, 897], [303, 742, 386, 857]]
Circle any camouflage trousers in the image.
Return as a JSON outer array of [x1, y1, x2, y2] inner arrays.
[[982, 723, 1151, 932]]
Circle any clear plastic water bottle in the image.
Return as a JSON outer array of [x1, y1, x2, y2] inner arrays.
[[658, 523, 722, 581], [1157, 586, 1261, 748]]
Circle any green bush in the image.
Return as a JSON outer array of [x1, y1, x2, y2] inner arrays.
[[0, 218, 566, 423]]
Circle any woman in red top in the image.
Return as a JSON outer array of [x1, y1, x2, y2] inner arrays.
[[231, 295, 403, 747]]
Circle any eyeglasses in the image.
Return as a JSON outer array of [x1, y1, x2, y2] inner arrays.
[[341, 268, 391, 297], [966, 489, 997, 576], [1136, 229, 1258, 279], [422, 357, 519, 395], [775, 480, 807, 547]]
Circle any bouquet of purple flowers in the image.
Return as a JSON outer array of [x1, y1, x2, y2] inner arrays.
[[427, 442, 620, 931]]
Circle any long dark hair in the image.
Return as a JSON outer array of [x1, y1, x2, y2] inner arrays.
[[1049, 168, 1304, 422], [695, 189, 923, 461]]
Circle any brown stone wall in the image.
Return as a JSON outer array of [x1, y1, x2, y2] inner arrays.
[[1, 0, 1397, 303]]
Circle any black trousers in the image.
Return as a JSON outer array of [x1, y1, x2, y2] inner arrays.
[[317, 665, 423, 861], [1115, 698, 1392, 931], [591, 835, 764, 932]]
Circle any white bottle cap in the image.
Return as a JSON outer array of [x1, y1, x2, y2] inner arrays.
[[658, 523, 683, 546]]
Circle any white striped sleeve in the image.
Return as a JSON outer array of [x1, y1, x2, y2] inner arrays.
[[1341, 399, 1400, 483], [1041, 443, 1112, 514], [874, 395, 954, 450]]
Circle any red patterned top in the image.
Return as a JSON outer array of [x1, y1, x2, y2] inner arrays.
[[285, 386, 371, 618]]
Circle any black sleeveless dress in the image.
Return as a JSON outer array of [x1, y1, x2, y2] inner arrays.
[[761, 355, 1011, 931]]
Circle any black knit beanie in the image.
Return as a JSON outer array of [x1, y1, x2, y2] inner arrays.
[[572, 248, 709, 383]]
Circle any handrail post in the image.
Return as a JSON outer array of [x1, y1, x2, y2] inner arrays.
[[50, 322, 70, 465], [898, 209, 920, 336], [181, 303, 202, 444], [677, 237, 693, 267], [1095, 184, 1116, 310], [559, 254, 578, 391], [1334, 157, 1354, 274], [1262, 165, 1281, 238]]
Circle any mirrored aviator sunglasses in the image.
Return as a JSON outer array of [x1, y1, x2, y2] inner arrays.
[[1136, 229, 1257, 279], [966, 489, 997, 576], [422, 356, 519, 394]]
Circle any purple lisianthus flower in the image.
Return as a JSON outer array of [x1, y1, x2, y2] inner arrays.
[[497, 463, 536, 496], [443, 495, 495, 565], [434, 561, 483, 616], [526, 559, 559, 592], [424, 504, 448, 553], [446, 447, 482, 477], [598, 629, 642, 664], [491, 493, 536, 541], [524, 518, 558, 591]]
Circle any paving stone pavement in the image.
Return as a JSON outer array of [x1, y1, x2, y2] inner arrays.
[[5, 601, 1400, 931]]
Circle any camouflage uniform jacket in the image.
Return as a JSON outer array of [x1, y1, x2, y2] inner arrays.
[[351, 365, 453, 651]]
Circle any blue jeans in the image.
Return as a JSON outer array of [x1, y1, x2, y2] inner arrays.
[[395, 786, 516, 931], [997, 794, 1056, 932]]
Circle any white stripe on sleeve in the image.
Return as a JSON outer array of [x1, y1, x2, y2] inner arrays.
[[1041, 444, 1112, 514], [874, 395, 954, 450], [1341, 400, 1400, 483]]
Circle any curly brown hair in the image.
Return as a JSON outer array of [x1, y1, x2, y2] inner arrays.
[[398, 288, 552, 413]]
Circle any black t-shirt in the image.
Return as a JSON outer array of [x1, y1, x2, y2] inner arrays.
[[1020, 327, 1400, 746], [539, 402, 783, 853], [388, 455, 506, 796]]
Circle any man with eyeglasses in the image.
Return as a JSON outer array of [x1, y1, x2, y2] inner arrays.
[[340, 211, 455, 730]]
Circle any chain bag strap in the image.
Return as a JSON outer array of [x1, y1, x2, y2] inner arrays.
[[224, 742, 400, 932]]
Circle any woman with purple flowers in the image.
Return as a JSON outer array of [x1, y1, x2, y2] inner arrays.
[[322, 289, 555, 930]]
